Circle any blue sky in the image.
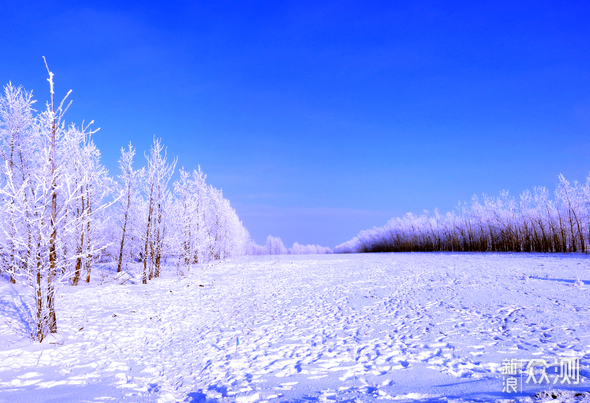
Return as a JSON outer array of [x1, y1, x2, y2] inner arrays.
[[2, 1, 590, 247]]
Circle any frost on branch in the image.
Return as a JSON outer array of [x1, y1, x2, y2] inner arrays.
[[0, 72, 251, 341], [335, 177, 590, 254]]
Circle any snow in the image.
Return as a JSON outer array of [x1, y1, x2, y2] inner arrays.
[[1, 253, 589, 402]]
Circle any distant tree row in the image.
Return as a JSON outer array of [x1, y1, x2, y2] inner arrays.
[[335, 175, 590, 254], [0, 74, 249, 341], [247, 235, 332, 255]]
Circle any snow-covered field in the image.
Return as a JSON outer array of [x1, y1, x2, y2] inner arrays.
[[1, 253, 590, 402]]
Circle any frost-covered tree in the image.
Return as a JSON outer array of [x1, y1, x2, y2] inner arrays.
[[288, 242, 332, 254], [65, 124, 112, 285], [0, 64, 110, 340], [141, 137, 176, 283], [245, 238, 332, 255], [0, 83, 36, 284], [187, 166, 210, 264], [115, 143, 143, 272], [245, 241, 267, 255], [171, 166, 250, 269], [264, 235, 287, 255]]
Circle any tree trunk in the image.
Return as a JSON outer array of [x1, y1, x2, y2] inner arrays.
[[143, 182, 154, 284], [116, 187, 131, 273], [85, 184, 92, 283], [47, 74, 58, 334], [36, 257, 43, 341], [72, 194, 85, 286]]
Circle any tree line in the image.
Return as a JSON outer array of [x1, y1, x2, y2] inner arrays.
[[335, 175, 590, 254], [0, 71, 249, 341], [247, 235, 332, 255]]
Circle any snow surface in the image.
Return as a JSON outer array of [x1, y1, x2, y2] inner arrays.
[[1, 253, 590, 402]]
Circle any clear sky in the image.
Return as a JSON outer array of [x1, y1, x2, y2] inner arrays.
[[1, 1, 590, 248]]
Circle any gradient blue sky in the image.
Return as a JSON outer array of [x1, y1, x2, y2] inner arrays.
[[2, 1, 590, 247]]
